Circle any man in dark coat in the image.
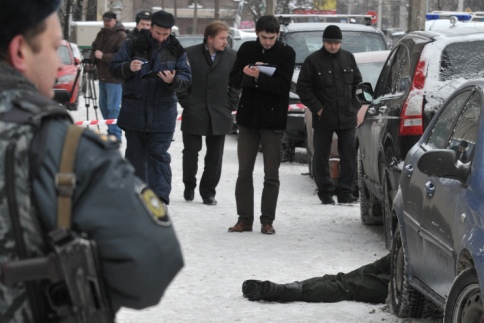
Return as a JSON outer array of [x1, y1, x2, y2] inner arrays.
[[228, 15, 296, 235], [90, 11, 126, 142], [296, 25, 362, 205], [109, 11, 192, 205], [177, 21, 239, 205], [127, 10, 152, 40]]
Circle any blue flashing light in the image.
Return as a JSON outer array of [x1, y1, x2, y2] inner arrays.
[[426, 13, 473, 21], [426, 14, 440, 20]]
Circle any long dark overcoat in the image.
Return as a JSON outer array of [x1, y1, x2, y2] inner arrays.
[[178, 43, 239, 136]]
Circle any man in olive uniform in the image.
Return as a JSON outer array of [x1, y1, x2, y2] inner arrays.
[[0, 1, 183, 321], [242, 253, 390, 303]]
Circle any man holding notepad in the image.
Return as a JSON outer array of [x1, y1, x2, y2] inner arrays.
[[228, 15, 296, 235]]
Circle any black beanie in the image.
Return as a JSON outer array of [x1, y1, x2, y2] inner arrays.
[[102, 11, 117, 20], [323, 25, 342, 43], [0, 0, 62, 49]]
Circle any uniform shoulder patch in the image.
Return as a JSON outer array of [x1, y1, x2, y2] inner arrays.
[[138, 186, 171, 226]]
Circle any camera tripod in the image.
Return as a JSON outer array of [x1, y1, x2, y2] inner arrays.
[[78, 59, 101, 131]]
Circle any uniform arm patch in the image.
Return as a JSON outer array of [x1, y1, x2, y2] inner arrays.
[[138, 186, 171, 226]]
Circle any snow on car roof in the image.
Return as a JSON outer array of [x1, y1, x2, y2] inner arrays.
[[418, 31, 484, 113]]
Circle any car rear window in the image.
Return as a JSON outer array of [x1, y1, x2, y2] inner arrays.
[[440, 41, 484, 81], [284, 31, 388, 64], [57, 45, 72, 65]]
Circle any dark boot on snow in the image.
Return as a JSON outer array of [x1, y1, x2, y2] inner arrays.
[[242, 280, 303, 302]]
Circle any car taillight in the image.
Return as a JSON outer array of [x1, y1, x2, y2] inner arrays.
[[399, 60, 426, 136]]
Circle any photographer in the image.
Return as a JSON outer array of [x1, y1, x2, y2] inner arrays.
[[0, 1, 183, 321]]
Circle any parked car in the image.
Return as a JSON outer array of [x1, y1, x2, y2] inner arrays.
[[304, 50, 390, 181], [229, 28, 257, 51], [54, 40, 81, 111], [279, 20, 388, 162], [356, 27, 484, 250], [389, 79, 484, 321], [177, 35, 205, 48]]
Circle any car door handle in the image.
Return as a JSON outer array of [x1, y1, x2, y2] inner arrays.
[[379, 106, 388, 113], [404, 164, 413, 177], [425, 181, 435, 197], [368, 107, 376, 114]]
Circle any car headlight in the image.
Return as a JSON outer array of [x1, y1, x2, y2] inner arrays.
[[56, 74, 76, 84]]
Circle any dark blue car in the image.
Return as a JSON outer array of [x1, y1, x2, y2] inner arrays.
[[389, 79, 484, 321]]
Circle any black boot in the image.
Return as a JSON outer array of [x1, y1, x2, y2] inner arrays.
[[242, 280, 303, 302]]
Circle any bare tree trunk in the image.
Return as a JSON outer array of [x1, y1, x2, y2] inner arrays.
[[266, 0, 275, 15], [63, 0, 73, 39], [408, 0, 426, 31], [214, 0, 220, 20], [86, 0, 97, 21]]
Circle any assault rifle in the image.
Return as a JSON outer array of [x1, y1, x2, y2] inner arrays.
[[0, 228, 114, 323]]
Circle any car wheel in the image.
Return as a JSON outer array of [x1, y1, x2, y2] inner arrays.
[[281, 133, 295, 163], [382, 171, 394, 250], [444, 267, 483, 323], [390, 227, 426, 317], [358, 148, 382, 225]]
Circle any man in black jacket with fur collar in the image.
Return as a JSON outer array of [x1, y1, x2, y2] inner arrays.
[[296, 25, 362, 205], [228, 15, 296, 235]]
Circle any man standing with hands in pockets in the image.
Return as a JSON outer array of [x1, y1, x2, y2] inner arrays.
[[228, 15, 295, 235], [297, 25, 362, 205]]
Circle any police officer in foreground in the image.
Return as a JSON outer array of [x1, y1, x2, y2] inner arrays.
[[0, 0, 183, 321]]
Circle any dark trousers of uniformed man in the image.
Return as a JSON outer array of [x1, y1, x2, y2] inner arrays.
[[235, 126, 282, 225], [182, 131, 225, 200], [313, 127, 356, 198], [124, 130, 174, 204], [243, 253, 390, 304]]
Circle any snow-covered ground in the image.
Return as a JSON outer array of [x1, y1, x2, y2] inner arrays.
[[69, 101, 439, 323]]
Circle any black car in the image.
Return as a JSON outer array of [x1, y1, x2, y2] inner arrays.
[[278, 20, 388, 162], [356, 27, 484, 249], [389, 79, 484, 321]]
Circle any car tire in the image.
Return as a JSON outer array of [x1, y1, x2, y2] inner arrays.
[[358, 148, 382, 225], [281, 133, 296, 163], [444, 267, 483, 323], [390, 227, 426, 318], [382, 171, 394, 250]]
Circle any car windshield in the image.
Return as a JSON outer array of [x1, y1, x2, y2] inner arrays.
[[440, 41, 484, 81], [283, 31, 388, 64], [57, 45, 72, 65], [358, 61, 385, 88]]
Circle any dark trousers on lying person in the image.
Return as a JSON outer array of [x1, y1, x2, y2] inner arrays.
[[182, 131, 225, 200], [242, 253, 391, 304]]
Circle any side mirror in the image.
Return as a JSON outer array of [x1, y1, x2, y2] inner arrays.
[[53, 89, 71, 105], [417, 149, 469, 182], [74, 57, 81, 65], [356, 82, 374, 104]]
